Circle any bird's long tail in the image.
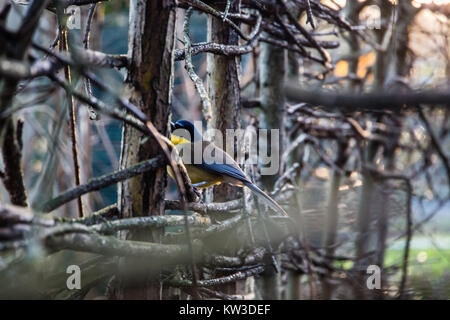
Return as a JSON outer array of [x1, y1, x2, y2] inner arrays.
[[243, 181, 288, 217]]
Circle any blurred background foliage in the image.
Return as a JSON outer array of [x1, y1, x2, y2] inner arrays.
[[0, 0, 448, 299]]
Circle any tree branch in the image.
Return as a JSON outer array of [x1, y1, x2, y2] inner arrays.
[[165, 199, 242, 215], [40, 156, 165, 213], [285, 86, 450, 109], [166, 265, 264, 287]]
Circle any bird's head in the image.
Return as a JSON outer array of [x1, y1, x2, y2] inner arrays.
[[170, 119, 202, 144]]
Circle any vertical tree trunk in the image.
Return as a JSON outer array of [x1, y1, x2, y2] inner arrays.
[[322, 141, 347, 299], [392, 1, 418, 79], [353, 142, 378, 299], [345, 0, 362, 92], [0, 1, 49, 208], [374, 1, 417, 298], [374, 1, 394, 90], [374, 119, 399, 299], [259, 40, 285, 190], [206, 1, 243, 296], [113, 0, 176, 300], [286, 30, 302, 300], [206, 2, 241, 201], [353, 1, 393, 299], [256, 9, 286, 299]]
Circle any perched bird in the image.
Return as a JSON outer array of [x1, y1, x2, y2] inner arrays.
[[168, 119, 288, 217]]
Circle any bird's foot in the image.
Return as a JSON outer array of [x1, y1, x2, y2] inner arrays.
[[209, 216, 221, 225], [193, 187, 203, 202], [271, 254, 280, 273]]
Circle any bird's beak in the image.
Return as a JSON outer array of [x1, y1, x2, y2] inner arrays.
[[170, 121, 176, 132]]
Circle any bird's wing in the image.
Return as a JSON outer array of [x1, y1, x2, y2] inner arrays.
[[189, 141, 288, 216], [193, 141, 251, 185]]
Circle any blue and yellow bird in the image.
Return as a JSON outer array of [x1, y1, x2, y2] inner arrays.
[[169, 120, 288, 217]]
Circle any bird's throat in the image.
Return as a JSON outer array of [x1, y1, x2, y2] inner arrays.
[[171, 134, 191, 145]]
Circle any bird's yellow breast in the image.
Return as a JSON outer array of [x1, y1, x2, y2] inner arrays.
[[171, 134, 190, 146], [167, 164, 223, 188], [168, 134, 223, 188]]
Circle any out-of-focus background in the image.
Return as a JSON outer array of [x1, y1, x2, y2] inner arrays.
[[0, 0, 448, 300]]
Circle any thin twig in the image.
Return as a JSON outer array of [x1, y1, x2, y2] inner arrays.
[[279, 0, 331, 67], [58, 16, 84, 217], [165, 199, 241, 215], [418, 107, 450, 192], [223, 0, 232, 21], [304, 0, 315, 28], [183, 7, 212, 122], [179, 0, 250, 40], [82, 2, 99, 120], [167, 265, 264, 287], [399, 180, 413, 299]]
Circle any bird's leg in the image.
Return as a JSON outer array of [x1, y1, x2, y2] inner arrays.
[[209, 215, 221, 225], [193, 187, 202, 199], [270, 254, 280, 273]]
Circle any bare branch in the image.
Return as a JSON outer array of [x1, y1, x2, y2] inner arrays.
[[418, 107, 450, 190], [40, 156, 165, 213], [166, 265, 264, 287], [165, 199, 242, 215], [285, 86, 450, 109], [183, 7, 212, 121]]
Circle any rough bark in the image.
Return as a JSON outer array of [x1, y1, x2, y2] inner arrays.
[[114, 0, 177, 300], [206, 2, 242, 203], [0, 1, 48, 207], [0, 120, 28, 207], [205, 0, 243, 296]]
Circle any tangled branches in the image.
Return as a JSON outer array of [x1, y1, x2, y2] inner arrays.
[[0, 0, 449, 301]]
